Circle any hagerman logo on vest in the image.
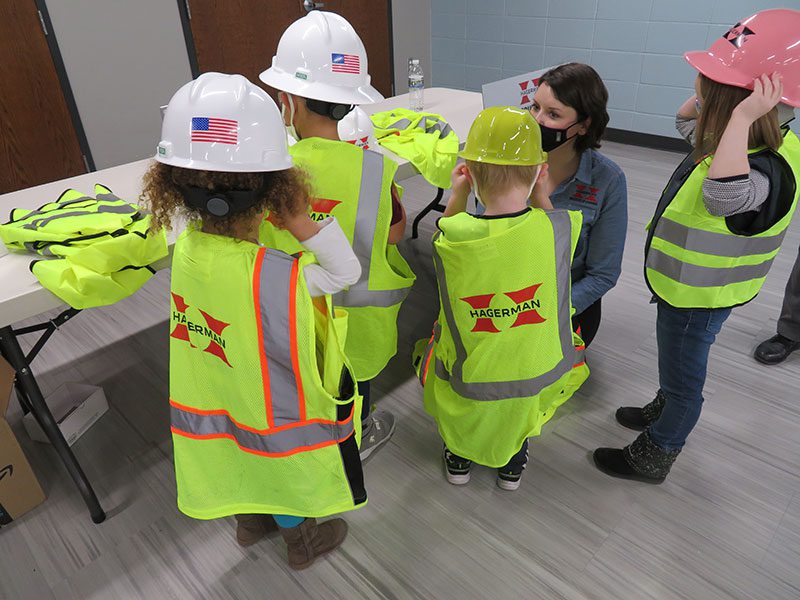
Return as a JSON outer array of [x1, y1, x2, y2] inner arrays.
[[309, 198, 342, 221], [170, 292, 232, 367], [460, 283, 546, 333], [266, 198, 342, 225], [345, 136, 371, 150]]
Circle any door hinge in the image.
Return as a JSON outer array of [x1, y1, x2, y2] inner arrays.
[[37, 10, 48, 35], [184, 0, 191, 19]]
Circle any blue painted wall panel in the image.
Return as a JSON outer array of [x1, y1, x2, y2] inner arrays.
[[430, 0, 794, 138]]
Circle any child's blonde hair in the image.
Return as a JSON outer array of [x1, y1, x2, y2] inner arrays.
[[695, 74, 783, 157], [466, 160, 541, 199]]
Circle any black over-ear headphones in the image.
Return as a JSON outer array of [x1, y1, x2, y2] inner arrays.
[[305, 98, 355, 121], [179, 184, 265, 218]]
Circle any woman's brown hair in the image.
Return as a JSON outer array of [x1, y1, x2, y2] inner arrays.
[[140, 162, 310, 234], [538, 62, 610, 154], [695, 74, 782, 157]]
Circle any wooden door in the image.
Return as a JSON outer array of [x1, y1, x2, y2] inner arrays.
[[0, 0, 87, 194], [184, 0, 394, 99], [322, 0, 393, 97]]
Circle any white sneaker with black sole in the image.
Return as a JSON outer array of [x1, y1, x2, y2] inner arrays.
[[444, 447, 472, 485], [496, 469, 523, 491]]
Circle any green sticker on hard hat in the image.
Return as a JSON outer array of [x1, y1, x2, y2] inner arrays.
[[295, 71, 308, 80], [158, 145, 166, 155]]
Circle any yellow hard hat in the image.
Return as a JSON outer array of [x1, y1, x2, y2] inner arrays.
[[459, 106, 547, 166]]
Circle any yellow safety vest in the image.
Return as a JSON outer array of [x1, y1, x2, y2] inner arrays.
[[169, 227, 366, 519], [645, 129, 800, 308], [260, 137, 416, 381], [0, 185, 166, 309], [414, 209, 589, 467], [370, 108, 459, 189]]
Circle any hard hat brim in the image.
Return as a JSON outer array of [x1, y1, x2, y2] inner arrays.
[[259, 67, 384, 105], [458, 149, 547, 166], [154, 153, 294, 173], [684, 50, 800, 108]]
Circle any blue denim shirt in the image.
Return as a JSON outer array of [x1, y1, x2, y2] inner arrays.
[[551, 149, 628, 314]]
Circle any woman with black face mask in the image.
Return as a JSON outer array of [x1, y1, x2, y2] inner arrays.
[[530, 63, 628, 347]]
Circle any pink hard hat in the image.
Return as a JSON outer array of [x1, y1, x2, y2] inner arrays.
[[684, 8, 800, 108]]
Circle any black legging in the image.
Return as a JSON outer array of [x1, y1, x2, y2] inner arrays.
[[358, 380, 371, 423], [572, 298, 602, 347]]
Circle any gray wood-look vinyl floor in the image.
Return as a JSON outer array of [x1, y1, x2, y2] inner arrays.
[[2, 141, 799, 600]]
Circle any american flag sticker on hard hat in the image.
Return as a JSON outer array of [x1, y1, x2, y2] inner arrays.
[[191, 117, 238, 145], [331, 53, 360, 74]]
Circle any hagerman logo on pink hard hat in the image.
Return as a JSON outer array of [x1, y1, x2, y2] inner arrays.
[[723, 24, 755, 49]]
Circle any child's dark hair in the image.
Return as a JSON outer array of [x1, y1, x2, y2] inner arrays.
[[695, 74, 782, 158], [141, 162, 310, 233], [539, 62, 610, 154]]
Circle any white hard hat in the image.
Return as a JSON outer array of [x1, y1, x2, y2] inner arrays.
[[259, 11, 383, 105], [337, 106, 377, 150], [155, 72, 293, 173]]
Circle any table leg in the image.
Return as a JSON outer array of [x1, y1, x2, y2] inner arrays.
[[411, 187, 445, 240], [0, 326, 106, 524]]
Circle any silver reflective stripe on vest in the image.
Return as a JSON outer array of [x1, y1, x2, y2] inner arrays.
[[10, 196, 95, 222], [654, 216, 787, 258], [386, 117, 412, 130], [385, 116, 453, 138], [21, 203, 137, 229], [334, 150, 409, 309], [259, 249, 303, 425], [646, 248, 774, 287], [433, 210, 577, 401], [421, 119, 453, 138], [171, 404, 354, 455]]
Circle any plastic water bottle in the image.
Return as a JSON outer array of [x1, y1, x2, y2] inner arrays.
[[408, 58, 424, 112]]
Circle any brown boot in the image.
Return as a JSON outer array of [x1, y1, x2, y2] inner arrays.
[[278, 518, 348, 570], [235, 514, 278, 547]]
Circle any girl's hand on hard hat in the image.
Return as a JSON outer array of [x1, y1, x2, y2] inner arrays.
[[450, 162, 472, 199], [734, 73, 783, 123]]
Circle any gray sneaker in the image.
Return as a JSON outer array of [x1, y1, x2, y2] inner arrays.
[[359, 409, 396, 460]]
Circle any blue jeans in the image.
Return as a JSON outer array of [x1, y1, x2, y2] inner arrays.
[[649, 301, 732, 452]]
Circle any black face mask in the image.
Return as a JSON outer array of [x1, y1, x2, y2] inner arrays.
[[539, 120, 580, 152]]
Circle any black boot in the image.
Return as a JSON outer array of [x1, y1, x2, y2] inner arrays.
[[593, 431, 680, 484], [615, 390, 666, 431], [754, 334, 800, 365]]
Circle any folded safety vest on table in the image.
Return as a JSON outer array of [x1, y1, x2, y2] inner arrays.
[[370, 108, 459, 189], [0, 184, 167, 309]]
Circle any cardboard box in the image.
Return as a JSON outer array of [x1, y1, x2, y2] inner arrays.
[[23, 382, 108, 447], [0, 356, 46, 527]]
